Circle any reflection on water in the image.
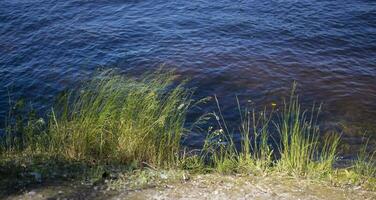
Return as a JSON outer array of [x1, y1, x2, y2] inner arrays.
[[1, 0, 376, 150]]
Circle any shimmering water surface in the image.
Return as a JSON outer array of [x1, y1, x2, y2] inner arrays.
[[1, 0, 376, 149]]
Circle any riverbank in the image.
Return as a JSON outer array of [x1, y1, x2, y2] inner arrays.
[[125, 173, 376, 200], [3, 167, 376, 200], [1, 70, 375, 199]]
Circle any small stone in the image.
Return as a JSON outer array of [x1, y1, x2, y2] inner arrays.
[[183, 173, 190, 181], [58, 190, 63, 195], [28, 191, 36, 196], [354, 186, 362, 190], [160, 173, 168, 180]]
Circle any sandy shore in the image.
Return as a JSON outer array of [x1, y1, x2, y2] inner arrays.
[[6, 174, 376, 200]]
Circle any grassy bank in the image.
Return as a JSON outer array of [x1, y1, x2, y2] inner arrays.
[[1, 70, 375, 196]]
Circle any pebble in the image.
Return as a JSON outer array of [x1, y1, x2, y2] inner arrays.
[[28, 191, 36, 196], [160, 173, 168, 179]]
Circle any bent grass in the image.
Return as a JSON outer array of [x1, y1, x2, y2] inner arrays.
[[2, 69, 192, 168]]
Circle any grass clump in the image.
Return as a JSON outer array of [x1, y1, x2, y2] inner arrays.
[[1, 99, 47, 152], [237, 100, 273, 173], [202, 84, 341, 178], [2, 69, 192, 168], [201, 96, 273, 174], [275, 84, 340, 177], [329, 140, 376, 191], [48, 69, 191, 167], [353, 139, 376, 178]]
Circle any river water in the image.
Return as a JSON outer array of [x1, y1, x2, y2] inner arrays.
[[1, 0, 376, 152]]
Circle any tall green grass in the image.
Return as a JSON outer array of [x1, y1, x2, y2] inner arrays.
[[2, 70, 192, 167], [275, 84, 340, 177], [202, 84, 340, 177], [353, 138, 376, 177], [50, 70, 192, 167], [1, 99, 47, 152], [201, 96, 273, 174], [237, 99, 273, 173]]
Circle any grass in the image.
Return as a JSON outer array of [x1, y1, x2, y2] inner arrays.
[[48, 69, 191, 167], [0, 70, 375, 195], [200, 84, 341, 178], [352, 138, 376, 178], [274, 84, 340, 177], [328, 141, 376, 191], [2, 69, 192, 168], [200, 95, 274, 174]]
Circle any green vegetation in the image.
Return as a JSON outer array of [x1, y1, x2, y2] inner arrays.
[[274, 86, 340, 177], [199, 84, 341, 178], [2, 69, 191, 167], [200, 95, 273, 174], [1, 70, 375, 196], [353, 138, 376, 178]]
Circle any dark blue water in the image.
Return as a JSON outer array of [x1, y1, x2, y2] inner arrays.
[[1, 0, 376, 149]]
